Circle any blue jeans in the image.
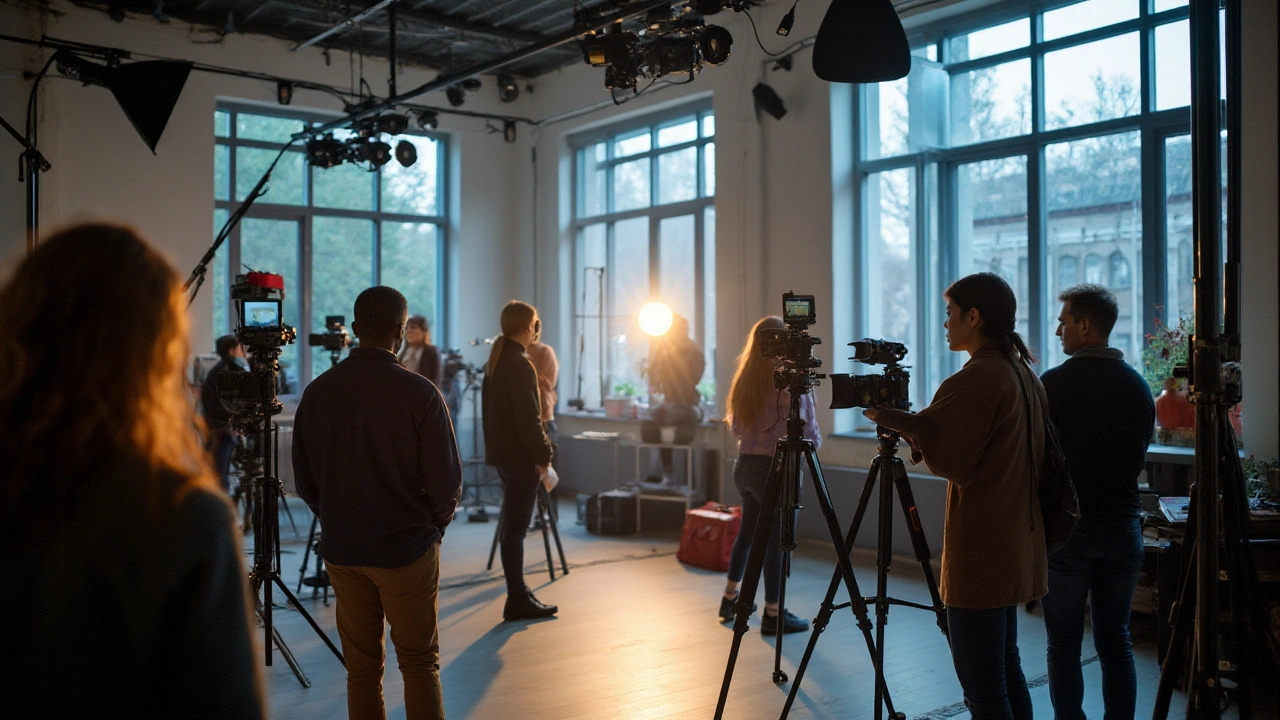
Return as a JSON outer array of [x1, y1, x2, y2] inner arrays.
[[947, 605, 1033, 720], [1041, 516, 1144, 720], [726, 455, 783, 604]]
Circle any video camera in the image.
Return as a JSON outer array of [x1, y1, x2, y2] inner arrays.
[[829, 339, 911, 411], [757, 292, 823, 393], [218, 271, 296, 414], [309, 315, 351, 354], [580, 5, 733, 91]]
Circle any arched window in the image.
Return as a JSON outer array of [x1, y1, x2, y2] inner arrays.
[[1110, 251, 1131, 288], [1085, 253, 1104, 284], [1058, 255, 1078, 289]]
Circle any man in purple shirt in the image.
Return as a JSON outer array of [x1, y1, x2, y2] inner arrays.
[[293, 286, 462, 720]]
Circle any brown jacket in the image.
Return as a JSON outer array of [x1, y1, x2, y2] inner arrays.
[[905, 343, 1048, 609]]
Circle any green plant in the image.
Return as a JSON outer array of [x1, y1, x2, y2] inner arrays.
[[1243, 455, 1279, 503], [1141, 312, 1194, 397], [697, 379, 716, 406], [612, 381, 637, 398]]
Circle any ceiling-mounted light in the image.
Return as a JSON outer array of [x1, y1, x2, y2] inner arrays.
[[52, 49, 192, 153], [752, 82, 787, 120], [503, 121, 517, 143], [374, 113, 408, 135], [700, 26, 733, 65], [446, 85, 465, 107], [414, 109, 439, 130], [777, 2, 797, 36], [354, 139, 393, 168], [305, 134, 347, 168], [276, 81, 293, 105], [497, 72, 519, 103], [394, 139, 417, 167]]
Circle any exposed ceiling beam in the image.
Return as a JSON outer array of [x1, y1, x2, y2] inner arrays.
[[402, 3, 545, 45]]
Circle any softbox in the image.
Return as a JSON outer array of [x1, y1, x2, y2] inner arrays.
[[54, 50, 192, 153], [812, 0, 910, 84]]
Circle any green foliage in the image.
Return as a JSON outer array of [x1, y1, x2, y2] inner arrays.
[[1242, 456, 1279, 503], [612, 381, 637, 397], [1140, 312, 1193, 396], [697, 379, 716, 406]]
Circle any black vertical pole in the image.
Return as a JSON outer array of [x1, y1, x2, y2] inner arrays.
[[1223, 0, 1241, 351], [1188, 1, 1223, 717], [387, 0, 397, 99]]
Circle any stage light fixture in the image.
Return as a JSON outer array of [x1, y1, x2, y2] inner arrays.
[[777, 2, 797, 36], [812, 0, 909, 83], [446, 85, 465, 107], [51, 49, 192, 153], [394, 139, 417, 167], [414, 109, 439, 130], [639, 302, 674, 337], [497, 72, 519, 103], [276, 80, 293, 105], [752, 82, 787, 120], [374, 112, 408, 135], [699, 25, 733, 65], [356, 139, 393, 168], [503, 121, 517, 143]]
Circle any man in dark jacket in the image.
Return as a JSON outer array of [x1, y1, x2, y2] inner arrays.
[[293, 286, 462, 720], [1039, 284, 1155, 720], [201, 334, 246, 492]]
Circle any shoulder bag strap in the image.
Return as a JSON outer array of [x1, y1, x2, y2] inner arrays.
[[1011, 361, 1038, 532]]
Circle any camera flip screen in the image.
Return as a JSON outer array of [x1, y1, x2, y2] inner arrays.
[[243, 300, 281, 329], [783, 294, 815, 325]]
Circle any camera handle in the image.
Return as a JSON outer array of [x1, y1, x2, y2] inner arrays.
[[715, 389, 895, 719]]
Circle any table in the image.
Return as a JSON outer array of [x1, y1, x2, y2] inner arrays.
[[633, 441, 697, 531]]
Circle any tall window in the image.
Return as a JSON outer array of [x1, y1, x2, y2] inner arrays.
[[213, 105, 447, 392], [854, 0, 1206, 415], [570, 104, 716, 411]]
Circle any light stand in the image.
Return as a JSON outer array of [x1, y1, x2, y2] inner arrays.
[[0, 112, 49, 253]]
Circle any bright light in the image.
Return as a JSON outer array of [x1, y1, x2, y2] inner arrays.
[[638, 302, 674, 337]]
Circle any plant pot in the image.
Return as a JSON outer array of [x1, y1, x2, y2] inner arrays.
[[602, 397, 633, 419]]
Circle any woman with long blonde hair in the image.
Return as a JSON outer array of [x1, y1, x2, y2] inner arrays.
[[719, 316, 820, 634], [482, 300, 557, 621], [0, 223, 263, 718]]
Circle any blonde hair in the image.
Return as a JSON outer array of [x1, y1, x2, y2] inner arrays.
[[486, 300, 538, 374], [0, 223, 216, 529], [725, 316, 785, 429]]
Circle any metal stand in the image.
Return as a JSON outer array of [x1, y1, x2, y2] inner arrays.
[[714, 392, 894, 719], [782, 426, 947, 720], [240, 347, 344, 689], [487, 483, 569, 580], [458, 365, 502, 521]]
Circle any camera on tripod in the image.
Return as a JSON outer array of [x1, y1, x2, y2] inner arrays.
[[308, 315, 350, 354], [829, 339, 911, 410], [756, 292, 823, 391], [217, 272, 296, 414]]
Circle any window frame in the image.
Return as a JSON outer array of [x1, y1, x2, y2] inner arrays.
[[213, 102, 449, 394], [568, 101, 716, 411], [850, 0, 1195, 423]]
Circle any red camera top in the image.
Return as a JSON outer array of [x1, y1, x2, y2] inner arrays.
[[245, 271, 285, 291]]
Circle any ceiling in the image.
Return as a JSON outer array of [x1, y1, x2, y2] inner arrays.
[[70, 0, 625, 79]]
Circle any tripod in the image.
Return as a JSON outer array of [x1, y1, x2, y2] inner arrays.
[[782, 426, 947, 720], [240, 346, 344, 688], [458, 365, 502, 521], [715, 390, 895, 719], [487, 482, 570, 580], [295, 348, 344, 601], [1152, 406, 1280, 718]]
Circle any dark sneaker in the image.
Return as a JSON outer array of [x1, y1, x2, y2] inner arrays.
[[718, 595, 758, 622], [760, 609, 810, 634], [503, 588, 558, 621]]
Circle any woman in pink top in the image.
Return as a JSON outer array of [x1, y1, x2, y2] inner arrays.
[[719, 316, 821, 634]]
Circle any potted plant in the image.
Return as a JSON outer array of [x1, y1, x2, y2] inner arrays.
[[1142, 313, 1196, 447], [603, 381, 637, 419]]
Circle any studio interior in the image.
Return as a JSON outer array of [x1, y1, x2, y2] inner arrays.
[[1, 0, 1278, 718]]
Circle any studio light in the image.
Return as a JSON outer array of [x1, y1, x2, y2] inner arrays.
[[497, 72, 519, 103], [812, 0, 910, 83], [394, 139, 417, 167], [753, 82, 787, 120], [446, 85, 465, 107], [776, 2, 797, 36], [699, 26, 733, 65], [276, 80, 293, 105], [414, 109, 439, 130], [355, 139, 392, 168], [51, 49, 192, 153], [639, 302, 674, 337], [503, 121, 517, 144], [373, 112, 408, 135]]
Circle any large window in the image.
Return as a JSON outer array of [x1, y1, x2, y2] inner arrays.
[[570, 104, 716, 411], [854, 0, 1207, 415], [212, 105, 446, 392]]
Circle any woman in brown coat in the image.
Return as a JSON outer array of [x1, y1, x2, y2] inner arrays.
[[864, 272, 1046, 720]]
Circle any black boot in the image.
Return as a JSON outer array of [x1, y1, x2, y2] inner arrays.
[[503, 587, 558, 621]]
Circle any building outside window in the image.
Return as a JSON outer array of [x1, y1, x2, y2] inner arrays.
[[854, 0, 1215, 418], [213, 104, 447, 393], [569, 103, 716, 412]]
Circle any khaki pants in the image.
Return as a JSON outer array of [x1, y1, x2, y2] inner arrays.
[[326, 545, 444, 720]]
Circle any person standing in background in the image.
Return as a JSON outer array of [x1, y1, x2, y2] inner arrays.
[[401, 314, 444, 388], [1040, 284, 1154, 720], [201, 334, 247, 493], [526, 329, 560, 464]]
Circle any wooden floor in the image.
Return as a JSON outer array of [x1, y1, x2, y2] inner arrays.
[[256, 497, 1216, 720]]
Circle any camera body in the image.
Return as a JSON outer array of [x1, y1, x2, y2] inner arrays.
[[308, 315, 351, 354], [829, 339, 911, 411], [580, 6, 732, 91], [230, 272, 297, 350], [758, 291, 824, 392]]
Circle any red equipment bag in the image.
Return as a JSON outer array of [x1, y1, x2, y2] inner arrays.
[[677, 502, 742, 572]]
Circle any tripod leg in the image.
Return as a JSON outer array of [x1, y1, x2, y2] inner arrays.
[[546, 491, 570, 576], [271, 574, 345, 665], [714, 447, 787, 719], [1154, 488, 1202, 720], [538, 487, 556, 581], [269, 622, 312, 688], [487, 502, 505, 571], [297, 516, 317, 594], [782, 456, 886, 719], [890, 461, 948, 639], [800, 450, 900, 719], [278, 490, 300, 538]]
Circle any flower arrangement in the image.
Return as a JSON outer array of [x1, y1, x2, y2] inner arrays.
[[1243, 455, 1279, 504], [1141, 312, 1194, 397]]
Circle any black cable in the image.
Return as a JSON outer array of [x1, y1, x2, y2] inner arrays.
[[743, 8, 786, 57]]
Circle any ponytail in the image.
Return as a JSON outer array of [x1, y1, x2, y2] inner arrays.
[[487, 300, 538, 375], [486, 336, 505, 375]]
